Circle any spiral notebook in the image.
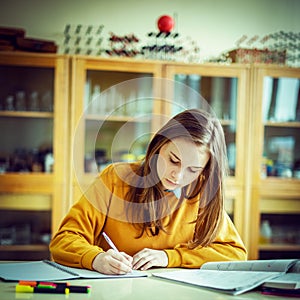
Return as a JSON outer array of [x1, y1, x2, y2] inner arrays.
[[0, 260, 147, 281]]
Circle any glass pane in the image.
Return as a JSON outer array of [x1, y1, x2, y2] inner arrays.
[[82, 72, 154, 173], [263, 126, 300, 178], [0, 117, 53, 173], [85, 70, 153, 114], [0, 65, 54, 173], [0, 66, 54, 112], [171, 74, 238, 176], [262, 77, 300, 178], [262, 77, 300, 122], [84, 119, 151, 172]]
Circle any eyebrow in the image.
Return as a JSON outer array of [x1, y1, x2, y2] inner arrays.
[[170, 151, 204, 169]]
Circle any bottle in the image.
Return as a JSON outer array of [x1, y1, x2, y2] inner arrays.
[[28, 91, 39, 111], [90, 85, 101, 114], [44, 152, 54, 173], [4, 95, 14, 111], [15, 91, 26, 111], [260, 220, 272, 244], [40, 91, 53, 112]]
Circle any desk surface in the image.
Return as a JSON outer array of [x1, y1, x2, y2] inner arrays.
[[0, 269, 294, 300]]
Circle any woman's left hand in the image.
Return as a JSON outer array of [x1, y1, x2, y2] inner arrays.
[[132, 248, 168, 270]]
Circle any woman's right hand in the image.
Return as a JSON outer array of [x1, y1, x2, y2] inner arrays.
[[92, 250, 133, 275]]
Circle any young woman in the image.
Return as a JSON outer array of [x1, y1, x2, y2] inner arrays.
[[50, 109, 247, 275]]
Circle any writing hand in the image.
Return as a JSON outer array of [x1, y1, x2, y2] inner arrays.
[[132, 248, 168, 270], [92, 249, 133, 275]]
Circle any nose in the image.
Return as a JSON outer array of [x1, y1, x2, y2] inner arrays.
[[171, 167, 183, 184]]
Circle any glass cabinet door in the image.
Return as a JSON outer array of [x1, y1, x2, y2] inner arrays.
[[250, 65, 300, 259], [261, 76, 300, 179], [164, 63, 250, 239], [0, 53, 69, 260], [71, 57, 163, 201]]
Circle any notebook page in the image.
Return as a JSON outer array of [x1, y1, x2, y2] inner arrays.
[[0, 261, 79, 281], [49, 261, 147, 279], [153, 269, 281, 295], [201, 259, 297, 272]]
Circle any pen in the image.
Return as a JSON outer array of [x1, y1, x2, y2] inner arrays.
[[16, 285, 69, 294], [102, 231, 119, 252]]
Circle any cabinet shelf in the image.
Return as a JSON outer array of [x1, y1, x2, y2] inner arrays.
[[85, 114, 152, 122], [259, 244, 300, 252], [0, 194, 51, 210], [260, 199, 300, 214], [260, 178, 300, 198], [264, 121, 300, 128], [0, 111, 53, 118], [0, 173, 53, 193], [0, 244, 49, 252], [220, 119, 235, 126]]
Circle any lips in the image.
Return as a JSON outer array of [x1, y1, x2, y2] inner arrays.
[[165, 178, 179, 189]]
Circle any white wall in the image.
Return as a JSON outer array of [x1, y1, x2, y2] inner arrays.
[[1, 0, 299, 59]]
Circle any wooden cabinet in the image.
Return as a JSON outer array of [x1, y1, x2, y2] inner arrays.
[[0, 53, 298, 261], [0, 52, 69, 260], [249, 64, 300, 259]]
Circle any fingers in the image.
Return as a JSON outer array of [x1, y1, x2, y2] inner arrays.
[[132, 248, 168, 270], [120, 251, 133, 264], [132, 250, 152, 270], [109, 250, 133, 273], [93, 248, 168, 274], [93, 250, 133, 275]]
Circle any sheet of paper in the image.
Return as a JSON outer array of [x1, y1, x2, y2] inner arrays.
[[0, 260, 147, 281]]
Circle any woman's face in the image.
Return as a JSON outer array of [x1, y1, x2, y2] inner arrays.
[[157, 138, 210, 190]]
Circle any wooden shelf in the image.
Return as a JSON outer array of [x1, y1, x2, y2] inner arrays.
[[264, 121, 300, 128], [220, 119, 235, 126], [260, 198, 300, 214], [0, 194, 51, 210], [0, 111, 53, 118], [0, 173, 53, 194], [259, 243, 300, 252], [0, 244, 49, 252], [85, 114, 152, 122], [259, 178, 300, 198]]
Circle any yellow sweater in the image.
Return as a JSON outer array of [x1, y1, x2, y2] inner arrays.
[[50, 162, 247, 270]]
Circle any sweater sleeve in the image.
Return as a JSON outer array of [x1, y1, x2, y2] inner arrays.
[[49, 166, 115, 270], [49, 196, 106, 270], [165, 213, 247, 268]]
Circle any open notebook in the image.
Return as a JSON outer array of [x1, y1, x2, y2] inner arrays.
[[0, 260, 147, 281], [153, 259, 299, 295]]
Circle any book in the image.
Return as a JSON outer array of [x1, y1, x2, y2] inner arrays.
[[0, 260, 147, 282], [261, 261, 300, 297], [152, 259, 299, 295]]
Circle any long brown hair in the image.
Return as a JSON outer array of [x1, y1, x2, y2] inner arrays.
[[125, 109, 228, 248]]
